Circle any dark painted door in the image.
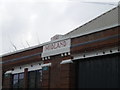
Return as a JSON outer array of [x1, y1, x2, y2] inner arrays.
[[77, 53, 120, 88]]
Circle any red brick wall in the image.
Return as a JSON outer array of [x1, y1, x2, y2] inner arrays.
[[71, 26, 120, 54], [2, 47, 42, 71], [42, 66, 51, 89], [3, 47, 42, 61], [41, 55, 75, 88], [60, 63, 76, 88], [3, 55, 41, 71]]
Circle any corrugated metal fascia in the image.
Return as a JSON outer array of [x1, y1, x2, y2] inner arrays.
[[64, 6, 118, 36]]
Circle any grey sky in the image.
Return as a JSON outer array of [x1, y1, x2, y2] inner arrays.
[[0, 0, 119, 55]]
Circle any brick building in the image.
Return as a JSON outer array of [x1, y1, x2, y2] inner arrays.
[[1, 6, 120, 89]]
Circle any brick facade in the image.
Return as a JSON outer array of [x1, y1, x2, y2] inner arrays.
[[1, 26, 120, 89]]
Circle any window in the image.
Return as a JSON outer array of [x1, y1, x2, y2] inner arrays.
[[28, 69, 42, 88], [36, 70, 42, 88], [12, 69, 42, 88], [13, 74, 19, 88], [28, 71, 36, 88], [19, 73, 24, 88], [13, 73, 24, 88]]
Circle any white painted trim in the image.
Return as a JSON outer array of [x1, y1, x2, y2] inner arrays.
[[12, 68, 24, 74], [73, 47, 119, 60], [5, 70, 12, 74], [12, 62, 43, 74], [60, 59, 73, 64], [28, 65, 42, 72], [41, 63, 51, 67]]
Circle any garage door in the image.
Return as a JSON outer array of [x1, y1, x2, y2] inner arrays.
[[77, 53, 120, 88]]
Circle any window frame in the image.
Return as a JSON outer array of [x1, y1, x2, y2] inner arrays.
[[28, 69, 42, 88], [12, 73, 24, 88]]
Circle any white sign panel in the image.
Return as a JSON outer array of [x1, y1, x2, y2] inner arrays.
[[42, 39, 71, 57], [51, 35, 63, 41]]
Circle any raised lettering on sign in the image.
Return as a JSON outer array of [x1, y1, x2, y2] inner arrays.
[[42, 39, 70, 57], [44, 40, 66, 51]]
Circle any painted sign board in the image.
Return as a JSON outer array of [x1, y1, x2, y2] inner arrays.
[[42, 39, 71, 57]]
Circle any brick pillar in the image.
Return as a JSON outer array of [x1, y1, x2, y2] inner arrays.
[[42, 66, 51, 89], [2, 73, 12, 89], [60, 63, 76, 89], [24, 68, 28, 89], [69, 63, 76, 88]]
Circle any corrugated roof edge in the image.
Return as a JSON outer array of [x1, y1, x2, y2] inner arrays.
[[64, 6, 118, 36], [1, 6, 118, 58]]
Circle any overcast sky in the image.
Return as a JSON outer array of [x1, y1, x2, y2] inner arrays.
[[0, 0, 119, 55]]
